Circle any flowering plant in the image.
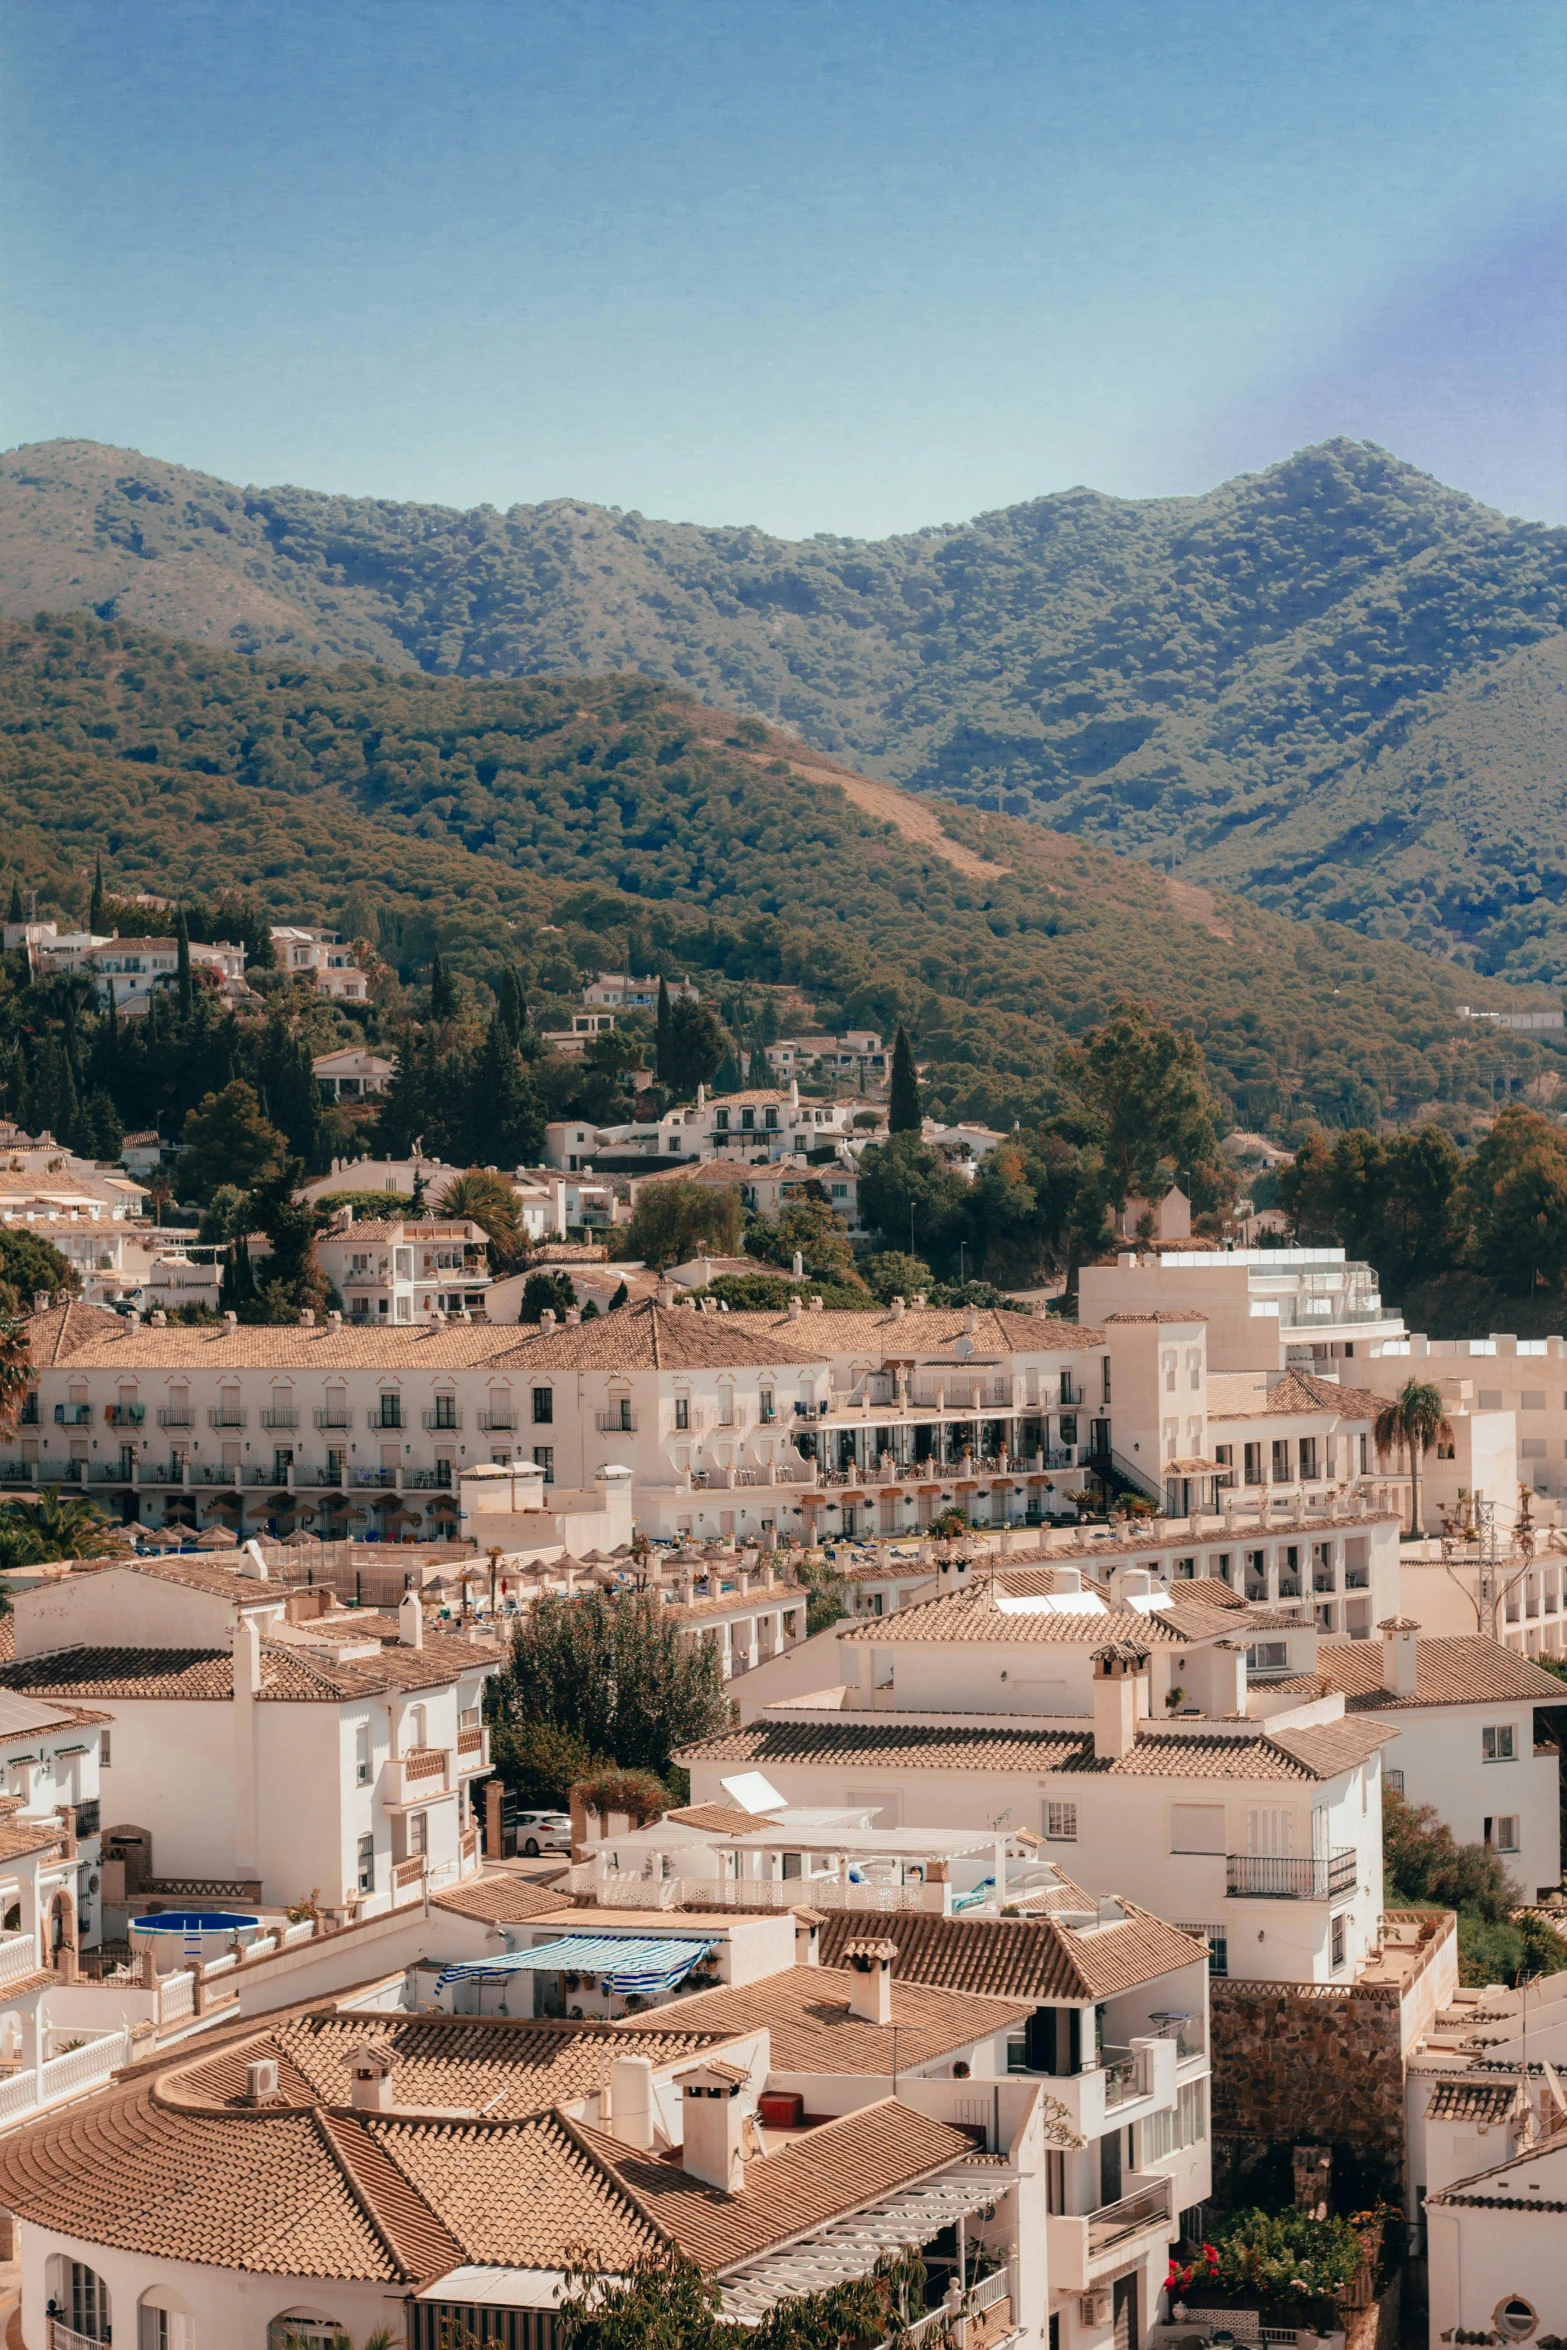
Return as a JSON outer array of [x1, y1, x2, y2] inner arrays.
[[1166, 2246, 1220, 2295]]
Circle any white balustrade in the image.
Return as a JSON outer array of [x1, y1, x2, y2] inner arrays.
[[158, 1970, 195, 2023], [0, 1932, 40, 1988], [281, 1919, 316, 1948]]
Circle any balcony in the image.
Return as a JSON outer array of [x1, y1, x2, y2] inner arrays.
[[476, 1410, 516, 1432], [1046, 2176, 1173, 2292], [456, 1725, 490, 1772], [260, 1407, 300, 1429], [385, 1748, 451, 1804], [53, 1405, 93, 1427], [314, 1408, 353, 1430], [107, 1404, 145, 1427], [406, 1466, 453, 1490], [1226, 1848, 1358, 1900], [207, 1407, 247, 1429], [157, 1406, 195, 1428], [368, 1411, 404, 1433], [596, 1408, 639, 1433], [423, 1407, 463, 1431]]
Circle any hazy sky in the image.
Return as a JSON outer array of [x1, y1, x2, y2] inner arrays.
[[3, 0, 1563, 535]]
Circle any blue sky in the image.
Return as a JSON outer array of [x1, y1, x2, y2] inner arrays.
[[3, 0, 1562, 535]]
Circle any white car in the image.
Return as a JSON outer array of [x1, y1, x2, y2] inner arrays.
[[512, 1809, 572, 1858]]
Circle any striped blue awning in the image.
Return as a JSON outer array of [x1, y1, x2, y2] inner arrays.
[[435, 1934, 714, 1996]]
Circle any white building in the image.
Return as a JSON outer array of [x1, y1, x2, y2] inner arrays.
[[1316, 1619, 1564, 1898], [34, 928, 248, 1016], [271, 924, 369, 1001], [1426, 2124, 1567, 2347], [311, 1211, 495, 1325], [680, 1570, 1395, 1988], [1080, 1247, 1405, 1374], [312, 1046, 395, 1100], [583, 968, 700, 1010], [0, 1552, 495, 1922]]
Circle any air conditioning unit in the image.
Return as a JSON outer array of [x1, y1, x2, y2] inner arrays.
[[1079, 2293, 1112, 2328]]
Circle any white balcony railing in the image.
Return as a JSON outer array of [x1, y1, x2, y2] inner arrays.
[[0, 1931, 41, 1988]]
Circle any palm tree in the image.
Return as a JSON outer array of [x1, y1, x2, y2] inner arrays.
[[1373, 1378, 1452, 1539], [27, 1486, 124, 1559], [436, 1168, 525, 1270], [0, 1321, 33, 1442]]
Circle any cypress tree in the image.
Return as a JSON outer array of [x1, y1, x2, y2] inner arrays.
[[655, 977, 672, 1084], [219, 1235, 258, 1319], [6, 880, 21, 927], [90, 856, 105, 935], [428, 949, 457, 1022], [889, 1024, 923, 1134], [175, 906, 193, 1020], [497, 966, 525, 1045]]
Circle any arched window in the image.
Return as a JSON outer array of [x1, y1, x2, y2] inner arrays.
[[47, 2255, 110, 2342], [406, 1703, 427, 1751], [139, 2285, 196, 2348], [267, 2313, 347, 2350]]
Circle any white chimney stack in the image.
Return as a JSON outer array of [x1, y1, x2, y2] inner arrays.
[[398, 1591, 424, 1649], [677, 2061, 748, 2192], [1379, 1616, 1420, 1699], [1092, 1643, 1146, 1761], [607, 2055, 655, 2150], [843, 1936, 898, 2027], [348, 2042, 395, 2111]]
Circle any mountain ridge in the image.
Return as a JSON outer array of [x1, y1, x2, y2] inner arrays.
[[3, 434, 1565, 982]]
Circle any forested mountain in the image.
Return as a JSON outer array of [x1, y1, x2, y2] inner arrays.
[[2, 436, 1565, 983], [1, 611, 1560, 1138]]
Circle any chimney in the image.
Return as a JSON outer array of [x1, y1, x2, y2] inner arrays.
[[150, 1310, 167, 1327], [607, 2055, 655, 2150], [794, 1908, 823, 1966], [222, 1310, 237, 1332], [566, 1305, 581, 1326], [127, 1308, 142, 1329], [656, 1280, 675, 1306], [343, 1205, 355, 1225], [540, 1308, 557, 1332], [328, 1309, 342, 1329], [789, 1078, 799, 1108], [1049, 1565, 1082, 1596], [791, 1251, 804, 1279], [1109, 1563, 1153, 1605], [890, 1295, 905, 1319], [398, 1591, 424, 1649], [300, 1308, 315, 1326], [677, 2061, 748, 2193], [808, 1295, 823, 1313], [963, 1306, 979, 1334], [696, 1082, 706, 1109], [1092, 1643, 1147, 1760], [787, 1295, 802, 1319], [1379, 1616, 1420, 1698], [32, 1290, 50, 1314], [348, 2042, 395, 2111], [843, 1937, 897, 2026]]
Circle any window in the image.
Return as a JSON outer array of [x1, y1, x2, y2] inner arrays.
[[1494, 2300, 1538, 2344], [1385, 1768, 1404, 1794], [1044, 1801, 1078, 1841], [1244, 1443, 1263, 1486], [1331, 1911, 1347, 1969], [1179, 1923, 1226, 1977], [1271, 1438, 1291, 1482], [1102, 1358, 1112, 1404], [1482, 1725, 1517, 1761], [716, 1109, 730, 1130], [1298, 1437, 1319, 1480], [356, 1834, 375, 1893], [1521, 1391, 1546, 1411], [101, 1729, 111, 1769], [533, 1447, 554, 1484], [408, 1810, 428, 1857], [355, 1724, 371, 1786], [433, 1394, 457, 1429], [532, 1387, 554, 1425], [1171, 1804, 1226, 1853], [1163, 1352, 1177, 1393], [759, 1390, 775, 1423], [378, 1393, 402, 1429], [1173, 1556, 1195, 1579], [675, 1396, 690, 1431], [1214, 1553, 1232, 1583], [1360, 1433, 1369, 1474], [1491, 1815, 1520, 1853], [65, 2263, 110, 2342]]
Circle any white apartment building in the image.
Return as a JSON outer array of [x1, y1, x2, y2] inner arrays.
[[309, 1211, 495, 1324], [312, 1045, 395, 1100], [682, 1572, 1394, 1988], [33, 928, 248, 1016], [1315, 1620, 1564, 1898], [1426, 2127, 1567, 2347], [1080, 1247, 1405, 1374], [1362, 1328, 1567, 1503], [565, 1082, 862, 1171], [302, 1158, 570, 1246], [0, 1553, 494, 1921], [764, 1030, 889, 1087], [583, 968, 700, 1010], [271, 924, 369, 1001]]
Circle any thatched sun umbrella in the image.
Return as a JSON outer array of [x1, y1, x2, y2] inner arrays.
[[194, 1522, 240, 1549]]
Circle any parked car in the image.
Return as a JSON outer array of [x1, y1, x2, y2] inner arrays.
[[511, 1809, 572, 1858]]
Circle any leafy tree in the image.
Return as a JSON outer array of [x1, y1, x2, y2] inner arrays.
[[1383, 1785, 1521, 1925], [862, 1249, 934, 1302], [1466, 1107, 1567, 1294], [1372, 1379, 1451, 1537], [888, 1023, 922, 1134], [6, 880, 21, 926], [623, 1178, 741, 1270], [174, 905, 193, 1019], [489, 1716, 600, 1805], [0, 1320, 34, 1443], [1054, 1001, 1230, 1222], [491, 1587, 728, 1778], [437, 1169, 526, 1269], [495, 964, 526, 1044], [1278, 1124, 1466, 1287], [0, 1229, 78, 1317], [178, 1081, 287, 1205], [518, 1268, 577, 1323], [856, 1133, 968, 1270], [748, 1194, 861, 1286]]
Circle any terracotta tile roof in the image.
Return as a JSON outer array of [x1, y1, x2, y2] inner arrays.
[[486, 1301, 827, 1373], [1318, 1634, 1567, 1711], [429, 1874, 568, 1925], [721, 1304, 1107, 1354], [1207, 1369, 1384, 1422], [321, 2108, 467, 2280], [1262, 1719, 1401, 1776], [0, 1632, 491, 1704], [0, 1819, 67, 1863], [1157, 1578, 1248, 1611], [614, 1962, 1029, 2072], [836, 1591, 1183, 1647], [667, 1582, 807, 1625], [662, 1803, 778, 1836], [817, 1902, 1209, 2004], [1426, 2080, 1525, 2124], [1102, 1311, 1207, 1325], [19, 1298, 535, 1372], [682, 1715, 1394, 1783], [573, 2096, 975, 2271], [381, 2109, 661, 2268]]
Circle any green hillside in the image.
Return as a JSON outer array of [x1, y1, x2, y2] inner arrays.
[[2, 436, 1565, 982], [1, 610, 1560, 1137]]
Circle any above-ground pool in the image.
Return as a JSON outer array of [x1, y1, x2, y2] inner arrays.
[[129, 1911, 262, 1961]]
